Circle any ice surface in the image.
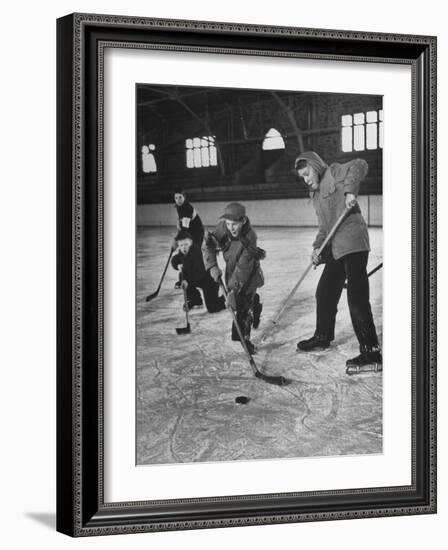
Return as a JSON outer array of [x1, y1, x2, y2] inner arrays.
[[137, 226, 383, 465]]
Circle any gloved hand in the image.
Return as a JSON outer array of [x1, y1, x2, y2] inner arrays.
[[345, 192, 357, 209], [181, 279, 188, 290], [311, 249, 322, 267], [225, 290, 237, 310], [209, 265, 222, 282], [171, 238, 178, 251]]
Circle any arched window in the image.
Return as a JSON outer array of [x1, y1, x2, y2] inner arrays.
[[185, 136, 217, 168], [262, 128, 285, 150], [142, 144, 157, 173]]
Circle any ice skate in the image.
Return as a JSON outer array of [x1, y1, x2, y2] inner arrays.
[[296, 334, 331, 352], [346, 347, 382, 375]]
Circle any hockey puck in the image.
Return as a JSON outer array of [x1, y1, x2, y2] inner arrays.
[[235, 396, 250, 405]]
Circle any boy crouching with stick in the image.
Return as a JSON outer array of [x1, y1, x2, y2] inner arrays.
[[171, 229, 225, 313]]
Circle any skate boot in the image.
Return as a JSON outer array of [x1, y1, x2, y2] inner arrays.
[[346, 345, 382, 375], [253, 293, 263, 329], [296, 333, 331, 352]]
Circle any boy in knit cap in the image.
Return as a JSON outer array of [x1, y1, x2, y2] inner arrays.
[[171, 229, 225, 313], [295, 151, 382, 374], [202, 203, 263, 355]]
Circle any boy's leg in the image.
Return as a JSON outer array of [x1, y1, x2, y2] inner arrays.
[[344, 252, 382, 373], [344, 252, 379, 348], [315, 255, 346, 339], [231, 292, 256, 354], [297, 255, 345, 351], [185, 284, 203, 308], [200, 277, 225, 313]]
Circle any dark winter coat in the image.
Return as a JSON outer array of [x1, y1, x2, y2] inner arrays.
[[175, 202, 204, 245], [171, 243, 208, 287], [202, 218, 264, 295], [299, 153, 370, 260]]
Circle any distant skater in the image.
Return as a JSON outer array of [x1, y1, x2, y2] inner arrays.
[[202, 202, 263, 355], [173, 189, 204, 245], [294, 151, 382, 374]]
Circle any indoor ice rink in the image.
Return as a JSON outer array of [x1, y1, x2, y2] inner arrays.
[[136, 85, 383, 465]]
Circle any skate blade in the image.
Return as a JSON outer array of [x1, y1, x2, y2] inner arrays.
[[346, 363, 382, 375]]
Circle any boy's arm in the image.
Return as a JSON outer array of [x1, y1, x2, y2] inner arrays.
[[228, 232, 257, 292], [202, 225, 226, 282], [171, 252, 183, 270], [228, 247, 256, 292], [332, 159, 368, 196]]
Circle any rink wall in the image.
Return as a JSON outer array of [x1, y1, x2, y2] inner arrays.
[[137, 196, 382, 227]]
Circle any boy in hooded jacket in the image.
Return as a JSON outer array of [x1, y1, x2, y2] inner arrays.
[[202, 203, 263, 355], [295, 151, 381, 374]]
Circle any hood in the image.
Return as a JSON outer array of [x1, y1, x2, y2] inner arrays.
[[295, 151, 328, 180]]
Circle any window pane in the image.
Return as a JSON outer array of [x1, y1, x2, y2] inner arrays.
[[186, 138, 192, 149], [341, 127, 353, 152], [379, 121, 384, 148], [354, 124, 365, 151], [366, 111, 378, 123], [193, 148, 201, 167], [353, 112, 365, 125], [341, 114, 352, 127], [186, 149, 194, 168], [366, 123, 378, 149], [262, 136, 285, 150], [193, 137, 201, 148], [201, 137, 208, 148], [379, 109, 383, 121], [266, 127, 281, 138], [201, 147, 210, 167], [148, 154, 157, 172], [210, 146, 217, 166]]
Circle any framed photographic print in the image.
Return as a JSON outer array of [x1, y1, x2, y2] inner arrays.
[[56, 13, 437, 536]]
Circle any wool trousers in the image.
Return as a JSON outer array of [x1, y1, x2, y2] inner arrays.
[[315, 251, 379, 349]]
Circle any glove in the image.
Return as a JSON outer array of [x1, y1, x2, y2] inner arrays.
[[225, 290, 237, 310], [345, 192, 357, 209], [181, 279, 188, 289], [209, 265, 222, 283], [311, 249, 322, 267]]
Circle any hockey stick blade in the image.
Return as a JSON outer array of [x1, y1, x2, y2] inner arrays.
[[145, 289, 160, 302], [175, 323, 191, 335], [255, 371, 288, 386]]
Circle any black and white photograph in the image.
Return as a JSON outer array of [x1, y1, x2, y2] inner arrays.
[[136, 84, 383, 465]]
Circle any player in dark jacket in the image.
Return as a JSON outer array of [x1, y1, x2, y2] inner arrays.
[[174, 190, 204, 245], [173, 190, 205, 289], [202, 203, 263, 355], [171, 229, 225, 313]]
